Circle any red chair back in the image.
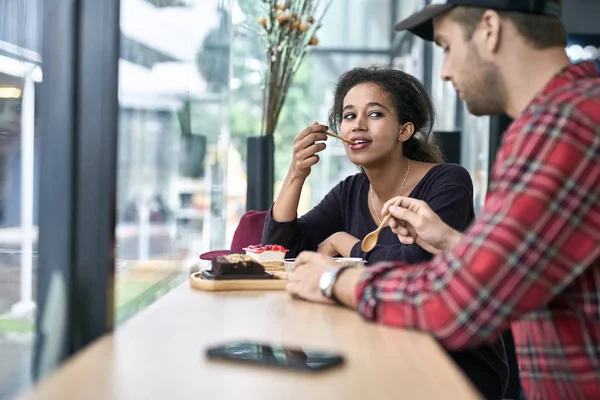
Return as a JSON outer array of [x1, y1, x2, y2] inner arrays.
[[199, 210, 268, 260]]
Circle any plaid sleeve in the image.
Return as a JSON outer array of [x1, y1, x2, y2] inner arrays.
[[355, 99, 600, 350]]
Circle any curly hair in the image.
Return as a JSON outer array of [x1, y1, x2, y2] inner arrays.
[[328, 66, 443, 163]]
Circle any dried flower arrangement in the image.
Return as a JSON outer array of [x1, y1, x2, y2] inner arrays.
[[256, 0, 332, 136]]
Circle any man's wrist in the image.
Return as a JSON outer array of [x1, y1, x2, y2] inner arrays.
[[444, 228, 463, 250], [332, 267, 365, 309]]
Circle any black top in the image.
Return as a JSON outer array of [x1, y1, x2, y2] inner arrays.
[[263, 163, 509, 400], [263, 163, 474, 263]]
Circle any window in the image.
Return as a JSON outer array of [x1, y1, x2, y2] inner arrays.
[[115, 0, 233, 323], [0, 1, 43, 398]]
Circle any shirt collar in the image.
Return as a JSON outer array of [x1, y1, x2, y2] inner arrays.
[[538, 61, 598, 98]]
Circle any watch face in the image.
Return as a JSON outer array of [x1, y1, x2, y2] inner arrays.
[[319, 269, 335, 295]]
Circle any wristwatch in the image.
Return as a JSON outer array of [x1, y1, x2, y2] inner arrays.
[[319, 265, 352, 305]]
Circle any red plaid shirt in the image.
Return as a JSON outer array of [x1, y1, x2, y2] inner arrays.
[[356, 61, 600, 400]]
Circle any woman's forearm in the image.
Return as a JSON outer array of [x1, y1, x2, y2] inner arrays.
[[271, 171, 305, 222], [334, 233, 360, 258]]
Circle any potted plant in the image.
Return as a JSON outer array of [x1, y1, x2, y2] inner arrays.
[[246, 0, 331, 211]]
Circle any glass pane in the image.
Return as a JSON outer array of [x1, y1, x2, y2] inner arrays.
[[431, 46, 457, 131], [115, 0, 232, 324], [0, 1, 43, 398], [461, 109, 489, 214], [318, 0, 392, 50], [395, 0, 424, 23]]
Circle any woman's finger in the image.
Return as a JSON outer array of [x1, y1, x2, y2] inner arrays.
[[297, 155, 320, 169], [297, 130, 328, 149], [296, 123, 328, 142], [297, 142, 326, 161]]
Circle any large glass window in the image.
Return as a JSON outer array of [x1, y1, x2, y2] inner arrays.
[[115, 0, 232, 323], [0, 1, 43, 398], [231, 0, 404, 215], [113, 0, 492, 325]]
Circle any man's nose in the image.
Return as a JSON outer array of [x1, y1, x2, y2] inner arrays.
[[441, 59, 452, 82]]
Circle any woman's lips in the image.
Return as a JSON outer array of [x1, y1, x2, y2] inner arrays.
[[348, 136, 371, 150]]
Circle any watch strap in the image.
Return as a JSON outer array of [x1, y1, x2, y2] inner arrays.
[[329, 265, 352, 305]]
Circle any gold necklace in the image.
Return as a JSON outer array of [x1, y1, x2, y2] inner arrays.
[[370, 158, 411, 225]]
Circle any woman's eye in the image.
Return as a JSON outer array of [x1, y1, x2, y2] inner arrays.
[[368, 111, 383, 118], [343, 113, 355, 120]]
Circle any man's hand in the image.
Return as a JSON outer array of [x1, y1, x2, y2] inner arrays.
[[287, 251, 337, 304], [381, 196, 463, 254]]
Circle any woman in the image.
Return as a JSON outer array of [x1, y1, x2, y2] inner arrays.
[[263, 66, 508, 399], [264, 66, 472, 264]]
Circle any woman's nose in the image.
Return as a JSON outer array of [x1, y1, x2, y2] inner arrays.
[[352, 115, 366, 131]]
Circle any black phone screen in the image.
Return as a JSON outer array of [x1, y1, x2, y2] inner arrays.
[[206, 341, 344, 372]]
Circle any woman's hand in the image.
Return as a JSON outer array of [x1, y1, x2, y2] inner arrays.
[[289, 121, 328, 180]]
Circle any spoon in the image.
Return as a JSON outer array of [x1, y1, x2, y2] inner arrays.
[[361, 197, 403, 252], [325, 131, 358, 146]]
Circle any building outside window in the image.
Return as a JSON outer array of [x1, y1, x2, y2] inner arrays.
[[0, 1, 42, 398]]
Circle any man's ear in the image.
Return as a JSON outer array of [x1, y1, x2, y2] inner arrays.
[[479, 9, 502, 55], [398, 122, 415, 142]]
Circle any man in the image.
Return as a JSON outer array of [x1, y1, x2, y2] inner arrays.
[[287, 1, 600, 398]]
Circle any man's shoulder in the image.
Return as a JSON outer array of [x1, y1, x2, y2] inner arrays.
[[530, 75, 600, 123]]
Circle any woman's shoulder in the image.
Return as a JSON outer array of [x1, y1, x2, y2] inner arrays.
[[413, 163, 474, 198], [422, 163, 473, 186]]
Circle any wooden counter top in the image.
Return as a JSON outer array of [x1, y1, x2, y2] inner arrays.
[[18, 284, 481, 400]]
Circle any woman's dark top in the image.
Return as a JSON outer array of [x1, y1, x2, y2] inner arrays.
[[263, 163, 509, 399]]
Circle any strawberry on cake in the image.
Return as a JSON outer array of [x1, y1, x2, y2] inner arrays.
[[243, 244, 287, 271]]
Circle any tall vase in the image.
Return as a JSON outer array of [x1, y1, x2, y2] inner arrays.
[[246, 135, 274, 211]]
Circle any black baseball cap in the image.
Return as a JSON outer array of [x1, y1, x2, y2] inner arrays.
[[395, 0, 561, 41]]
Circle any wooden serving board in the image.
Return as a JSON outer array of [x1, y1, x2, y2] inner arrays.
[[189, 271, 288, 292]]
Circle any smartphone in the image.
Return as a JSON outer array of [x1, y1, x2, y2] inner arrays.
[[206, 340, 344, 372]]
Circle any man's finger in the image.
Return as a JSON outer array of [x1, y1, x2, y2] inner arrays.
[[381, 196, 403, 217], [397, 235, 415, 245], [383, 196, 426, 216], [388, 206, 422, 230], [286, 282, 303, 298], [295, 251, 315, 264]]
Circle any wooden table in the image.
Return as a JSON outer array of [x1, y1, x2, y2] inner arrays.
[[18, 284, 482, 400]]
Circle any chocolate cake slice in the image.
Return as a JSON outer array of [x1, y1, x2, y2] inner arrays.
[[201, 254, 273, 280]]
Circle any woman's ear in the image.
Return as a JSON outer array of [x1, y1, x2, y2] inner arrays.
[[397, 122, 415, 142]]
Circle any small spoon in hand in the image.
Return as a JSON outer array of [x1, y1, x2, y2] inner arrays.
[[326, 131, 358, 146], [361, 197, 403, 252]]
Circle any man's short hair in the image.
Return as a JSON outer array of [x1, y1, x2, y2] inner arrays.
[[448, 2, 567, 49]]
